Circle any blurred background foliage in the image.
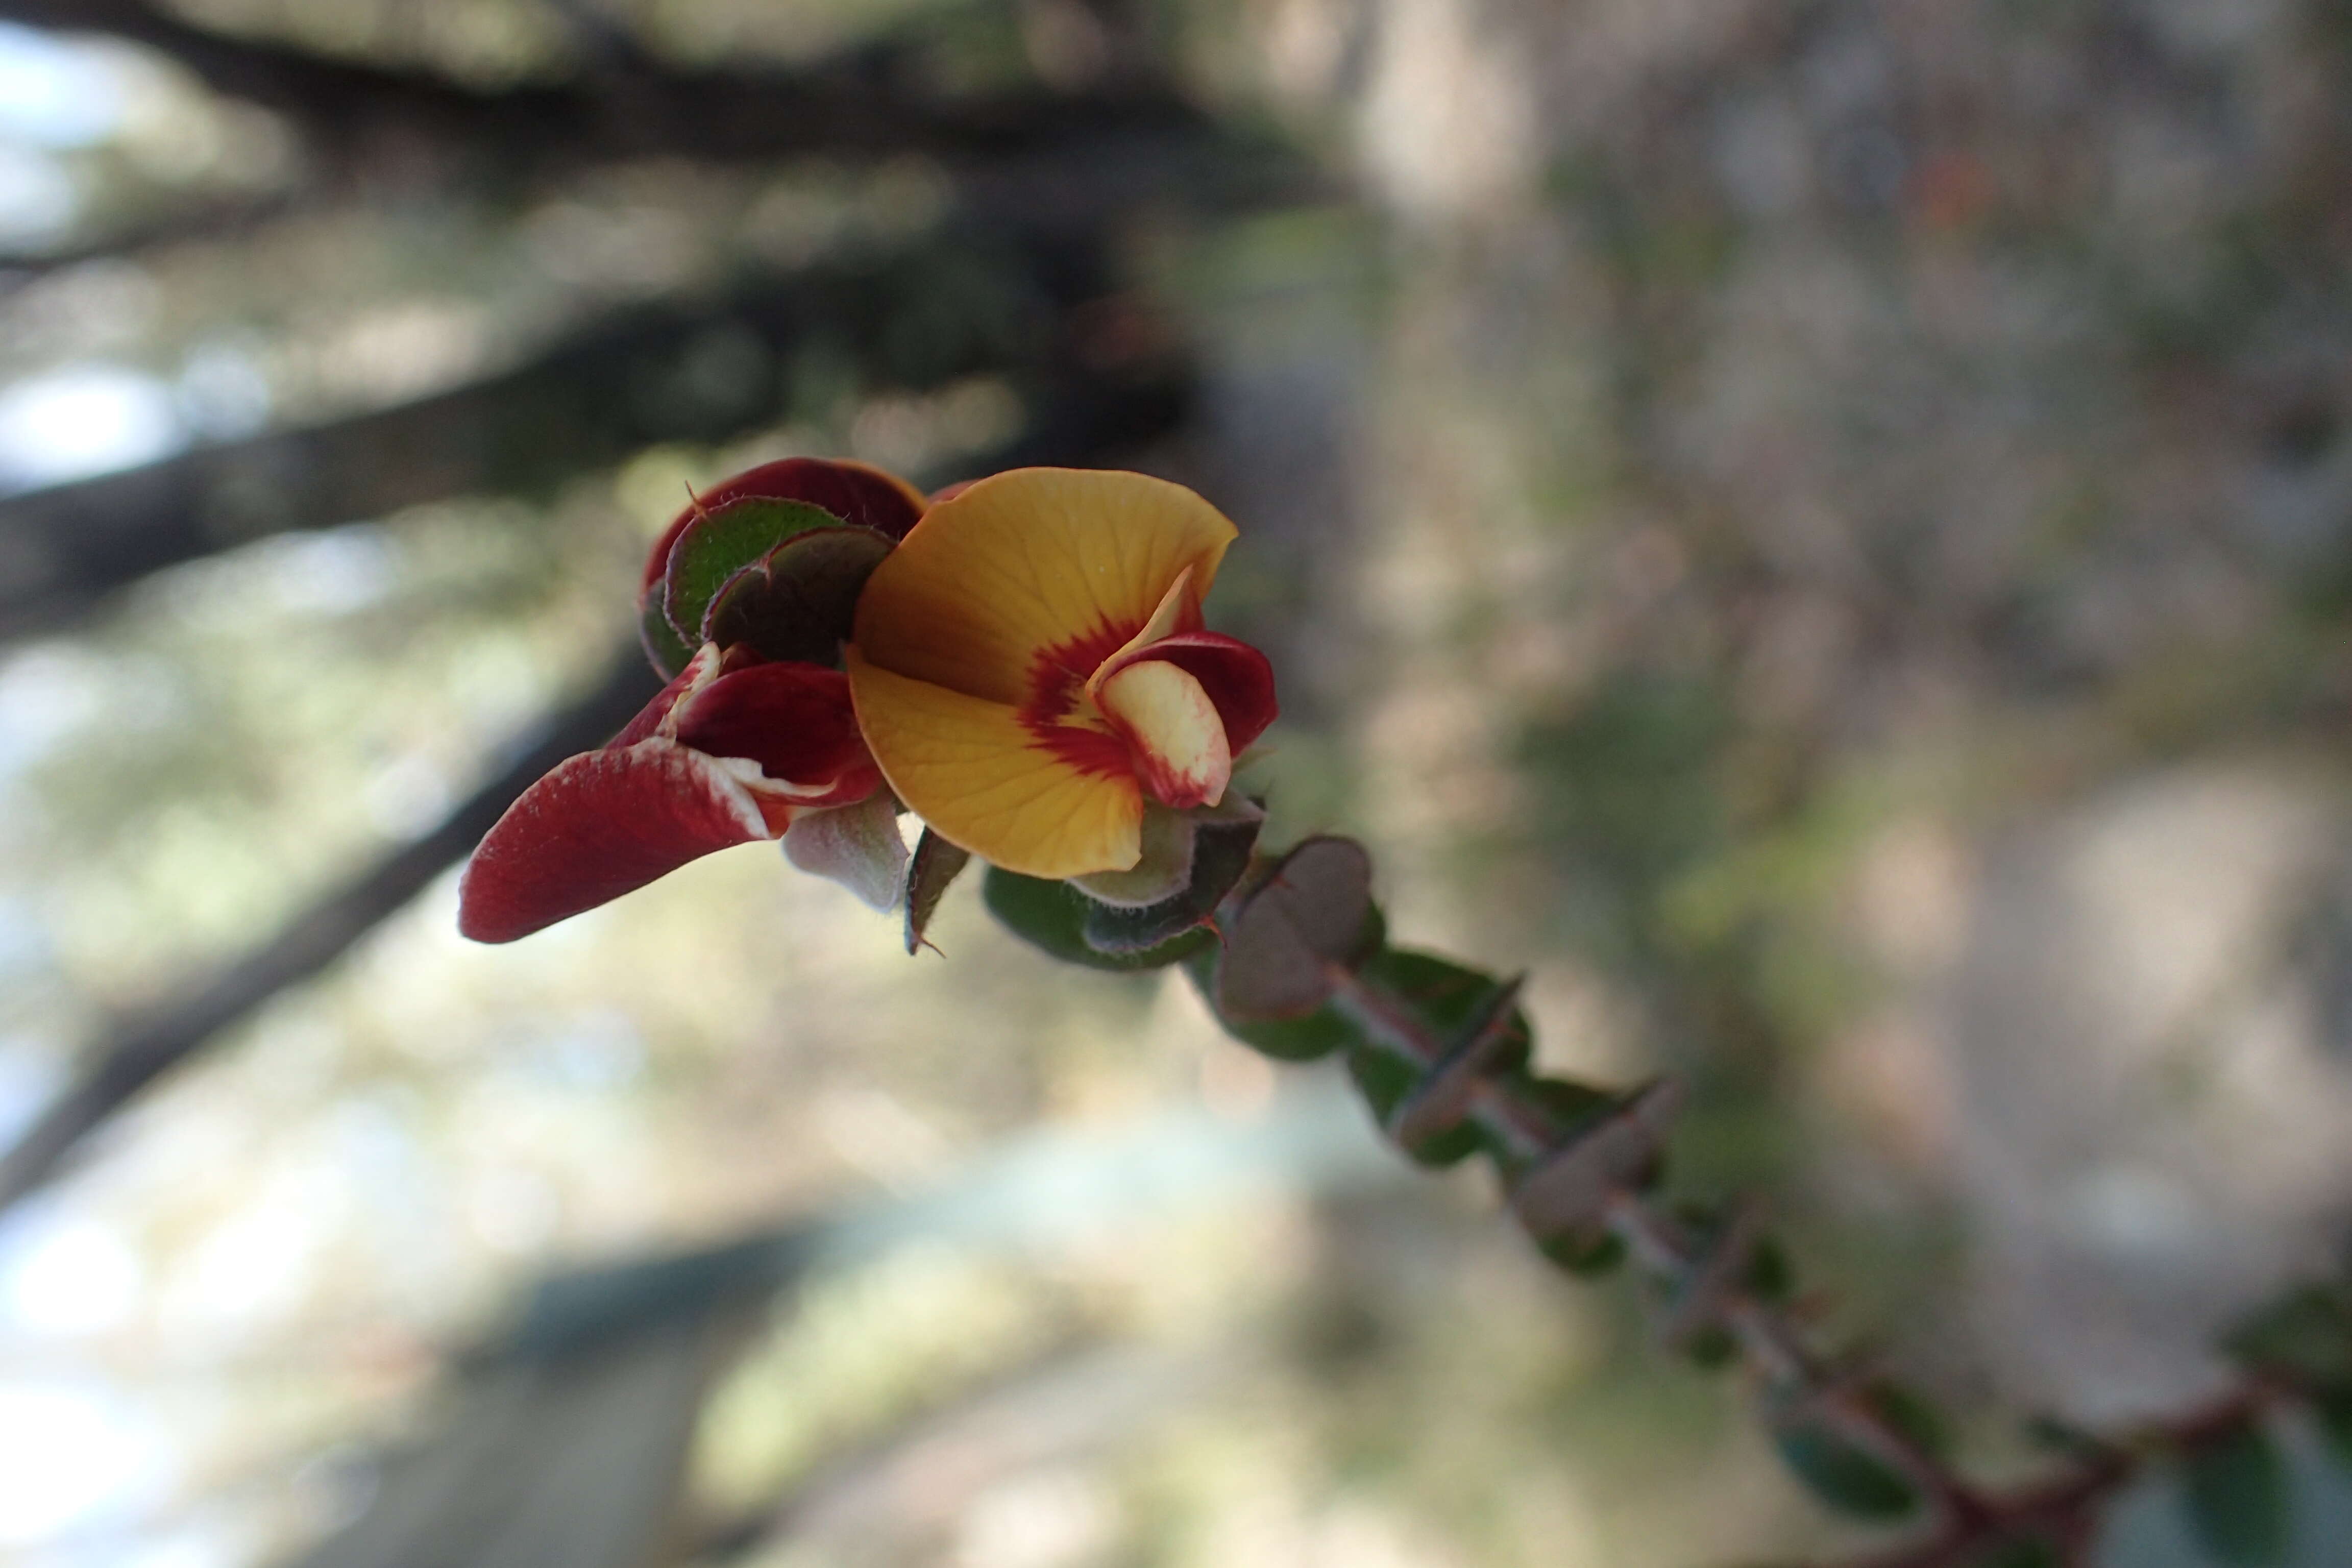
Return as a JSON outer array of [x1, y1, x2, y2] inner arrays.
[[5, 0, 2352, 1564]]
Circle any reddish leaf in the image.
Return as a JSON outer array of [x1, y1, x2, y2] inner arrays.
[[457, 742, 774, 943]]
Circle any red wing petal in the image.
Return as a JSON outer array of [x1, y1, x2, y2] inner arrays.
[[1105, 632, 1277, 755], [457, 742, 773, 943], [670, 660, 879, 803]]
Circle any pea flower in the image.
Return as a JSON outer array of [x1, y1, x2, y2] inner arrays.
[[846, 468, 1276, 880], [457, 458, 922, 943]]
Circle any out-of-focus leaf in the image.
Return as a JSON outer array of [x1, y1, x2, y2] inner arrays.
[[1866, 1381, 1951, 1460], [1539, 1230, 1627, 1277], [1968, 1538, 2061, 1568], [983, 866, 1211, 971], [1773, 1417, 1921, 1521], [2224, 1286, 2352, 1390], [2314, 1391, 2352, 1471], [704, 525, 895, 664], [1744, 1236, 1795, 1303], [903, 828, 972, 954], [1216, 837, 1374, 1019], [661, 498, 842, 644], [2180, 1421, 2290, 1567], [1083, 802, 1262, 954]]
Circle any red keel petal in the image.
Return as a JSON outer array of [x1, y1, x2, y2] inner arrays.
[[457, 742, 773, 943], [1108, 632, 1277, 755]]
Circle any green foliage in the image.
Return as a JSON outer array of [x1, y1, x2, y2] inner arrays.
[[1343, 947, 1536, 1168], [1865, 1381, 1951, 1461], [981, 866, 1212, 971], [2314, 1390, 2352, 1471], [1771, 1417, 1921, 1521], [1967, 1538, 2062, 1568], [2180, 1422, 2290, 1567], [1536, 1229, 1627, 1278], [1744, 1236, 1794, 1304], [2224, 1285, 2352, 1390], [659, 498, 845, 646]]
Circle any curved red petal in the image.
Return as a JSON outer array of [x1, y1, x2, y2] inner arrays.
[[457, 742, 773, 943], [1109, 632, 1277, 755], [671, 660, 877, 801]]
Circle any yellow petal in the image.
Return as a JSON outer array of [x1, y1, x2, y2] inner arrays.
[[1096, 657, 1231, 810], [847, 648, 1143, 878], [852, 469, 1237, 706]]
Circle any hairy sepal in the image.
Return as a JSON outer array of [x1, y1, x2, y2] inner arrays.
[[1079, 799, 1263, 956], [982, 866, 1212, 972]]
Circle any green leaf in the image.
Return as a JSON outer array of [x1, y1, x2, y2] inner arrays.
[[1744, 1236, 1794, 1304], [1539, 1229, 1625, 1277], [1773, 1418, 1920, 1521], [1967, 1538, 2061, 1568], [2181, 1422, 2289, 1567], [1083, 804, 1262, 955], [1340, 949, 1526, 1167], [2314, 1389, 2352, 1471], [903, 828, 972, 955], [983, 866, 1211, 972], [2225, 1285, 2352, 1390], [703, 525, 894, 664], [640, 593, 696, 680], [660, 498, 844, 646], [1866, 1381, 1950, 1460]]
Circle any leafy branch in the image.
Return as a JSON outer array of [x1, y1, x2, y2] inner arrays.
[[978, 822, 2352, 1567]]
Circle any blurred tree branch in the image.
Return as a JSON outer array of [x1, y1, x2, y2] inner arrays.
[[0, 219, 1140, 639], [0, 0, 1207, 173]]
